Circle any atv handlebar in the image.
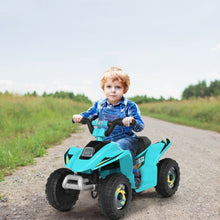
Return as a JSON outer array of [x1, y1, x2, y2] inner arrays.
[[105, 118, 136, 136], [72, 117, 136, 137]]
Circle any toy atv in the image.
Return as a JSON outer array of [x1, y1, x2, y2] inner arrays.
[[46, 118, 180, 220]]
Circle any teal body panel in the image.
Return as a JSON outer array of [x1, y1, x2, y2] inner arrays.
[[64, 141, 134, 187], [64, 139, 171, 192], [135, 139, 171, 192]]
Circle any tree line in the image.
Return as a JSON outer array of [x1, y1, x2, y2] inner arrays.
[[129, 80, 220, 104], [182, 80, 220, 99], [128, 95, 176, 104], [25, 91, 92, 104], [0, 90, 92, 104]]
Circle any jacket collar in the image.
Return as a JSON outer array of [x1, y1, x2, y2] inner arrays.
[[101, 96, 128, 107]]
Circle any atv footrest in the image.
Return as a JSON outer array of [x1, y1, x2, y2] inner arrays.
[[62, 174, 96, 191]]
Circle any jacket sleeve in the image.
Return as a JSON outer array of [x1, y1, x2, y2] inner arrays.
[[80, 101, 99, 120], [127, 101, 145, 132]]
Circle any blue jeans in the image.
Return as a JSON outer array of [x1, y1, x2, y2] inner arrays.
[[114, 134, 138, 165]]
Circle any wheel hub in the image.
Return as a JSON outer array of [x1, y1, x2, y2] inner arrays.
[[114, 184, 126, 210], [167, 167, 176, 188]]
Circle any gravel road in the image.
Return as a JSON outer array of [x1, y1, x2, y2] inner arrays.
[[0, 116, 219, 220]]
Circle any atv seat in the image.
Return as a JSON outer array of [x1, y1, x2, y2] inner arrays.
[[136, 136, 151, 156]]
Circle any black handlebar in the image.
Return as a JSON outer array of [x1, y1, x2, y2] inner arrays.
[[72, 117, 136, 137], [105, 119, 123, 137], [72, 117, 94, 134]]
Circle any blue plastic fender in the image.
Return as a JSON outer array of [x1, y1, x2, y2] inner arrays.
[[64, 147, 83, 170], [64, 142, 133, 175], [134, 139, 172, 192]]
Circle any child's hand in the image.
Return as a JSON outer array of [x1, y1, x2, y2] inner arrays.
[[122, 117, 134, 127], [72, 114, 83, 123]]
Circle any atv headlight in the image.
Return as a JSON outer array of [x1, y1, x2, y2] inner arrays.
[[82, 147, 94, 158]]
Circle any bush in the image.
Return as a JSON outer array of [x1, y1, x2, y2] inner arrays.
[[182, 80, 220, 99]]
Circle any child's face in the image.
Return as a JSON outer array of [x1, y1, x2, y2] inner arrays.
[[103, 79, 124, 105]]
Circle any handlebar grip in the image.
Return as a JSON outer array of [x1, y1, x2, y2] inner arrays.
[[80, 117, 89, 124], [72, 117, 89, 124], [131, 119, 137, 126], [72, 117, 94, 134], [108, 119, 136, 126]]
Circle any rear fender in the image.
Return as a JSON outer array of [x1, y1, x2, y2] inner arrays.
[[134, 139, 172, 192], [145, 138, 172, 166]]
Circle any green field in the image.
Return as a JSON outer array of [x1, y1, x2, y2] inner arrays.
[[0, 95, 90, 180], [139, 97, 220, 133]]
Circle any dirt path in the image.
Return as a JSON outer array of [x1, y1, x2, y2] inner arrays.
[[0, 116, 219, 220]]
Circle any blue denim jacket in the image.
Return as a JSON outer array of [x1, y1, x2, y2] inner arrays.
[[80, 96, 145, 134]]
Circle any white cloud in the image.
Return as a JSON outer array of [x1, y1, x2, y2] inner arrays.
[[211, 43, 220, 51], [83, 80, 93, 86], [0, 80, 13, 86], [200, 72, 220, 84], [50, 81, 74, 92], [0, 80, 14, 92]]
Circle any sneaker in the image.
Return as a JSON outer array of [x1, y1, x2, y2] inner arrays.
[[133, 167, 141, 189]]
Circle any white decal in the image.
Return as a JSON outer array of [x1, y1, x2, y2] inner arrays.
[[136, 156, 144, 165]]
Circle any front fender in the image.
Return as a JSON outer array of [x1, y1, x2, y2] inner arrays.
[[64, 146, 83, 168], [64, 142, 126, 173]]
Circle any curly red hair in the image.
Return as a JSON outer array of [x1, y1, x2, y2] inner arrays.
[[100, 67, 130, 93]]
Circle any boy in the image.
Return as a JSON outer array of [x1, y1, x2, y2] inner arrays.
[[73, 66, 144, 188]]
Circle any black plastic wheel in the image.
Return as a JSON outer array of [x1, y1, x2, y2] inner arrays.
[[155, 158, 180, 197], [98, 173, 132, 220], [45, 168, 80, 211]]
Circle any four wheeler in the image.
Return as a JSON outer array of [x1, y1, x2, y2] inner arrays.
[[46, 118, 180, 219]]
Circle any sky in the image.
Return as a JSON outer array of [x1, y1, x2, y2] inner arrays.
[[0, 0, 219, 101]]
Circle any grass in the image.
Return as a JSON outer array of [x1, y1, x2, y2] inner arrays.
[[139, 97, 220, 133], [0, 94, 90, 181]]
